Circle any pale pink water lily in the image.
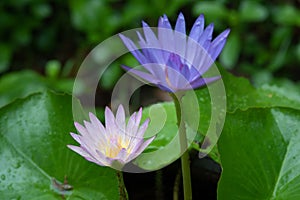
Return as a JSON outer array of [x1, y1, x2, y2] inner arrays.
[[67, 105, 154, 168]]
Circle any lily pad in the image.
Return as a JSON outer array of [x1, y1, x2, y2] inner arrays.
[[218, 107, 300, 199], [0, 91, 119, 199]]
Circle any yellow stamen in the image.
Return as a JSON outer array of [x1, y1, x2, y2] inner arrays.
[[103, 138, 131, 158], [165, 67, 174, 90]]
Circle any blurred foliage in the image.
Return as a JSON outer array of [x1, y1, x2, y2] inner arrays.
[[0, 1, 300, 198], [192, 0, 300, 82], [0, 0, 299, 103]]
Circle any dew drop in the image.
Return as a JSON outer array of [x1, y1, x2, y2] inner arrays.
[[7, 183, 13, 190], [10, 196, 21, 200], [143, 160, 152, 165], [1, 174, 6, 180], [12, 160, 21, 169]]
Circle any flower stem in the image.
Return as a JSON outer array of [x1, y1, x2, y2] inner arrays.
[[155, 170, 164, 199], [173, 168, 181, 200], [116, 171, 128, 200], [171, 93, 192, 200]]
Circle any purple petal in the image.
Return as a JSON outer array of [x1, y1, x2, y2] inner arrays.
[[135, 118, 150, 139], [139, 47, 165, 65], [118, 12, 230, 94], [83, 120, 106, 146], [128, 108, 142, 137], [105, 106, 117, 137], [202, 40, 211, 51], [189, 14, 204, 42], [82, 119, 108, 148], [174, 12, 187, 63], [74, 122, 88, 136], [67, 145, 87, 157], [180, 64, 191, 81], [74, 121, 99, 146], [186, 64, 201, 80], [126, 139, 145, 161], [165, 56, 191, 89], [175, 12, 186, 34], [89, 112, 106, 137], [208, 29, 230, 60], [157, 84, 174, 92], [158, 14, 172, 29], [211, 29, 230, 47], [135, 108, 142, 126], [136, 31, 169, 70], [198, 23, 214, 45], [209, 39, 227, 61], [142, 21, 159, 46], [141, 62, 167, 81], [119, 34, 148, 65], [67, 145, 103, 165], [115, 105, 126, 134], [121, 65, 159, 85], [116, 148, 128, 162], [132, 136, 156, 158], [158, 15, 174, 58], [70, 132, 82, 144], [137, 31, 165, 65], [166, 66, 185, 90], [74, 131, 99, 153], [185, 35, 202, 68], [95, 150, 114, 166], [167, 53, 182, 72], [126, 112, 137, 137], [142, 21, 165, 64], [191, 46, 212, 75], [84, 120, 96, 136]]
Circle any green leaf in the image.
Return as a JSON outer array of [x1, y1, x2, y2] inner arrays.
[[136, 69, 300, 170], [0, 91, 119, 199], [135, 102, 180, 170], [45, 60, 61, 78], [0, 70, 48, 108], [0, 70, 73, 108], [136, 92, 200, 170], [192, 1, 228, 20], [239, 0, 268, 22], [272, 5, 300, 26], [0, 44, 12, 73], [194, 69, 300, 132], [220, 31, 241, 69], [268, 37, 291, 72], [220, 69, 300, 112], [218, 107, 300, 199], [193, 69, 300, 163], [100, 62, 122, 90]]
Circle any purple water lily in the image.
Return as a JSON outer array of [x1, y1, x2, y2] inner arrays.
[[119, 13, 230, 92], [67, 105, 154, 168]]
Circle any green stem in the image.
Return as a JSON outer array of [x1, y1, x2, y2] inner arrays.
[[171, 93, 192, 200], [155, 170, 164, 199], [173, 168, 181, 200], [116, 171, 129, 200]]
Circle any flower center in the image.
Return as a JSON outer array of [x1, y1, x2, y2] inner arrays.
[[104, 138, 130, 158], [165, 67, 175, 89]]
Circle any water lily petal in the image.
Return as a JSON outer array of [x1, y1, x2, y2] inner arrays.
[[189, 14, 204, 42]]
